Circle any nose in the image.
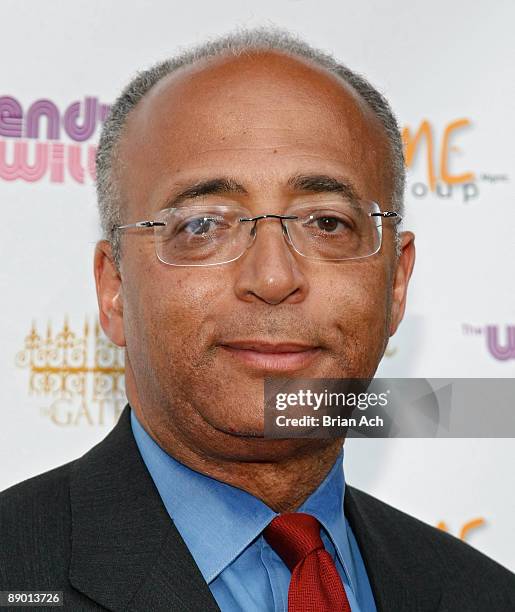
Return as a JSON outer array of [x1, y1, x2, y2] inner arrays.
[[233, 216, 309, 305]]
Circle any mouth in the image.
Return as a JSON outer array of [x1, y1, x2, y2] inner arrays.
[[218, 340, 322, 372]]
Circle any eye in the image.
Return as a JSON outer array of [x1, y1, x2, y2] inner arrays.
[[182, 216, 218, 235], [303, 213, 353, 234], [315, 216, 344, 233], [174, 214, 232, 237]]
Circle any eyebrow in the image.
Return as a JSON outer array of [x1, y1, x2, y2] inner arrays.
[[287, 174, 361, 201], [167, 178, 248, 207]]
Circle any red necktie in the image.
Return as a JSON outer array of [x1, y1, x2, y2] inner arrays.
[[263, 512, 351, 612]]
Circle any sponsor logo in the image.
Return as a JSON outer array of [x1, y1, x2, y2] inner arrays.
[[402, 118, 508, 203], [462, 324, 515, 361], [437, 517, 485, 541], [16, 317, 126, 425], [0, 95, 109, 184]]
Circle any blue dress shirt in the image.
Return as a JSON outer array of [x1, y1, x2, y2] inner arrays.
[[130, 409, 377, 612]]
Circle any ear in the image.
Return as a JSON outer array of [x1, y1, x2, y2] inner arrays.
[[389, 231, 416, 336], [94, 240, 126, 347]]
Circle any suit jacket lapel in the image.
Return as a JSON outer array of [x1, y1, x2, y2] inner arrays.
[[69, 404, 220, 612], [345, 485, 442, 612]]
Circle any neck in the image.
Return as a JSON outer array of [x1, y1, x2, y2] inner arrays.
[[195, 441, 344, 513], [133, 403, 343, 513]]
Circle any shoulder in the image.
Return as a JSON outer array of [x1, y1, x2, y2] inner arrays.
[[346, 485, 515, 606], [0, 461, 75, 586], [0, 460, 74, 519]]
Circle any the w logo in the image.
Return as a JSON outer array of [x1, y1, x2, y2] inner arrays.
[[486, 325, 515, 361]]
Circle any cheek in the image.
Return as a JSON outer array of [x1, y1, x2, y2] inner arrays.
[[128, 266, 227, 358], [320, 261, 390, 316], [318, 263, 392, 358]]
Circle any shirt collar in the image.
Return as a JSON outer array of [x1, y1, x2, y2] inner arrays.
[[130, 408, 355, 590]]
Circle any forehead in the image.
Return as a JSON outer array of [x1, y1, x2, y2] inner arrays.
[[117, 50, 392, 211]]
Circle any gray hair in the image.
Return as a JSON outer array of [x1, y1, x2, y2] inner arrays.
[[96, 27, 405, 266]]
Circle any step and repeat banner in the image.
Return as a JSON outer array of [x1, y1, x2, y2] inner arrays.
[[0, 1, 513, 570]]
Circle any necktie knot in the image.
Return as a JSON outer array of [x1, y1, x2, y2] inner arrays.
[[263, 512, 324, 571], [263, 512, 351, 611]]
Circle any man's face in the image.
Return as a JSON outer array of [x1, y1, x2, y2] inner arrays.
[[95, 51, 415, 460]]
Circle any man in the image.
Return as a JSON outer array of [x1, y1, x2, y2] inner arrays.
[[1, 28, 514, 612]]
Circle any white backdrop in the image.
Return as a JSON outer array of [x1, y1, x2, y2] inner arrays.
[[0, 0, 514, 571]]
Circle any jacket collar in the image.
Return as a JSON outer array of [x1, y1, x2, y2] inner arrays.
[[345, 485, 442, 612], [68, 404, 220, 612]]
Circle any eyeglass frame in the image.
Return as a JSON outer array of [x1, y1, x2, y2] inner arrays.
[[111, 203, 402, 267]]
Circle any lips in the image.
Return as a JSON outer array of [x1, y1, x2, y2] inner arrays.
[[221, 341, 317, 353], [218, 340, 322, 372]]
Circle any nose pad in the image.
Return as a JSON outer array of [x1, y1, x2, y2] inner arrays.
[[247, 218, 293, 245], [280, 220, 293, 245], [243, 222, 258, 254]]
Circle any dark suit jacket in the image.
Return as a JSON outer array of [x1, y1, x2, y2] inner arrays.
[[1, 404, 514, 611]]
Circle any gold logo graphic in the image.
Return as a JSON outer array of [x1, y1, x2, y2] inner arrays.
[[16, 317, 126, 426]]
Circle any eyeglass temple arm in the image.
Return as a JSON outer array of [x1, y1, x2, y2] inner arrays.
[[113, 220, 166, 231], [370, 211, 402, 219]]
